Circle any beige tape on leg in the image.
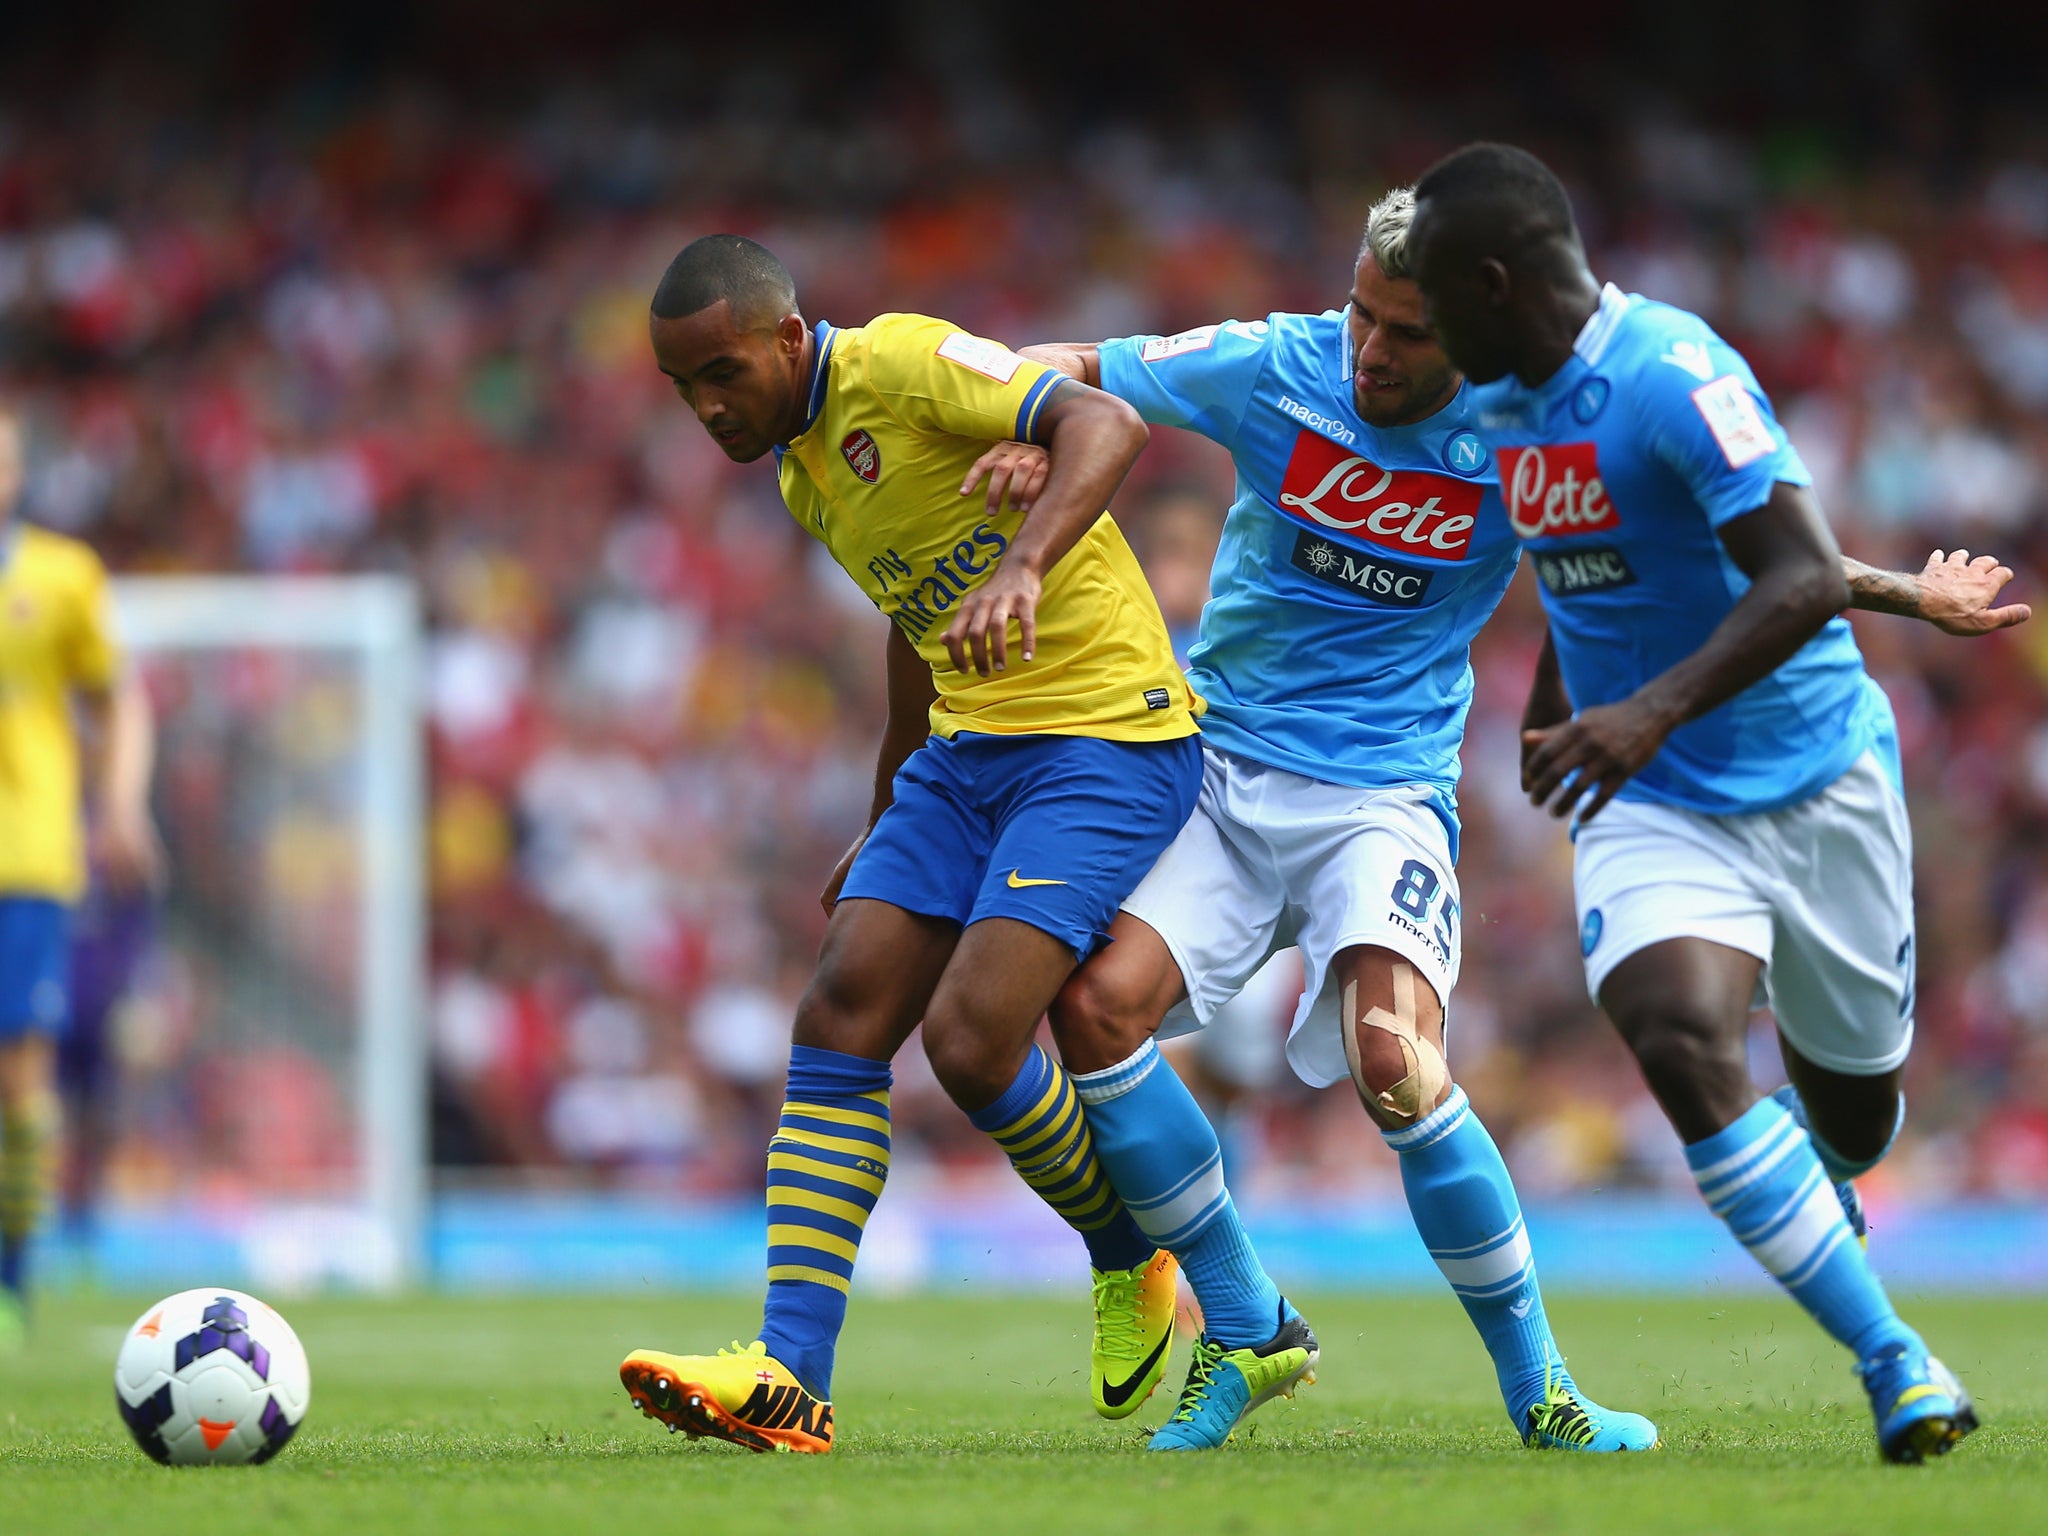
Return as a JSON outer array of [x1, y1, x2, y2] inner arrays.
[[1341, 961, 1449, 1126]]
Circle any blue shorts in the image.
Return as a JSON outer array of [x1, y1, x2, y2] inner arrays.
[[0, 896, 71, 1039], [841, 731, 1202, 960]]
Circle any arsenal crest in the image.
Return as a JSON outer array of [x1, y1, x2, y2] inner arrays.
[[840, 428, 881, 483]]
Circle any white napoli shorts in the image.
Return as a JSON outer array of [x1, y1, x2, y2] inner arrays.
[[1572, 751, 1915, 1076], [1122, 746, 1461, 1090]]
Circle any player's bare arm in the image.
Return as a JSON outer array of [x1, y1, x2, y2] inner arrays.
[[822, 625, 939, 914], [1842, 549, 2032, 635], [955, 346, 1099, 519], [1018, 342, 1101, 388], [941, 378, 1147, 677], [1518, 629, 1572, 780], [1524, 481, 1848, 821], [80, 672, 164, 894]]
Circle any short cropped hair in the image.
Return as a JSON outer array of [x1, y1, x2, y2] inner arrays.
[[1413, 143, 1578, 248], [651, 234, 797, 327], [1360, 187, 1417, 279]]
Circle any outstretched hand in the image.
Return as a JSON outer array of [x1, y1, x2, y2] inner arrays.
[[1916, 549, 2032, 635], [960, 441, 1051, 518]]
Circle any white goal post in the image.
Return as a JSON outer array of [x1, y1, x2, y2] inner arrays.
[[109, 575, 427, 1290]]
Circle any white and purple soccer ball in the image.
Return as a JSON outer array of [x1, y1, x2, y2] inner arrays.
[[113, 1288, 311, 1465]]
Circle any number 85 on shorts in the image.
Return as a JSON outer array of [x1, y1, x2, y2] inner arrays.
[[1388, 857, 1458, 973]]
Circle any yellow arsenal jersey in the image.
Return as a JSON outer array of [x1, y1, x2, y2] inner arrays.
[[775, 311, 1199, 742], [0, 522, 122, 900]]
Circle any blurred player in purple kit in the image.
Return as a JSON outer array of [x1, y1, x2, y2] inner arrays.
[[1408, 141, 2028, 1462], [57, 868, 156, 1252]]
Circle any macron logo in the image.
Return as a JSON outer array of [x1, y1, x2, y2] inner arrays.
[[1660, 339, 1716, 381], [1276, 395, 1357, 445]]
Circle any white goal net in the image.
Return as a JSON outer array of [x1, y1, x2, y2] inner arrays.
[[88, 576, 426, 1291]]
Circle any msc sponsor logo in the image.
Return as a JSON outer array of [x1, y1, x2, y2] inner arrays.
[[1274, 394, 1357, 445], [1275, 429, 1481, 559], [1290, 530, 1433, 608], [840, 428, 881, 483], [1533, 544, 1636, 597], [866, 523, 1011, 642], [1497, 442, 1618, 540]]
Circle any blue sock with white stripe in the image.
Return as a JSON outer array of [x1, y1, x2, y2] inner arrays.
[[1072, 1040, 1284, 1347], [1385, 1087, 1563, 1426], [1687, 1096, 1919, 1360]]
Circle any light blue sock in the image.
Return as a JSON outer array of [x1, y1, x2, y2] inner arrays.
[[1384, 1087, 1563, 1427], [1072, 1041, 1285, 1347], [1688, 1097, 1920, 1360]]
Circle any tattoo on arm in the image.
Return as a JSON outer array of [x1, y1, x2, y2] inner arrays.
[[1843, 556, 1919, 618]]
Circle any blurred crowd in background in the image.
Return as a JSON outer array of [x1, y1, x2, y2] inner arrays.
[[6, 5, 2048, 1212]]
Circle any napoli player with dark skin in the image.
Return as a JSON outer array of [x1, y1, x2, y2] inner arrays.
[[1403, 152, 2031, 1171]]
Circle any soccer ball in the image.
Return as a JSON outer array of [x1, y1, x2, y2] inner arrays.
[[113, 1288, 312, 1465]]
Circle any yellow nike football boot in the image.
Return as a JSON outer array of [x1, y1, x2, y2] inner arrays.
[[620, 1340, 832, 1453], [1091, 1249, 1177, 1418]]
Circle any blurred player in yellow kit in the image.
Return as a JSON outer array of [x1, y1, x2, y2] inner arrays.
[[0, 406, 160, 1346], [620, 237, 1314, 1452]]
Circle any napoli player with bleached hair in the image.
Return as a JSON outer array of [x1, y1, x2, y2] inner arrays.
[[974, 191, 1659, 1453], [972, 186, 2021, 1454], [1407, 142, 2029, 1463]]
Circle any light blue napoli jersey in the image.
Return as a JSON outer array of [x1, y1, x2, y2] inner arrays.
[[1099, 311, 1523, 848], [1469, 284, 1895, 817]]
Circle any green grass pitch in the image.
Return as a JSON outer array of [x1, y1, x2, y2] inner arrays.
[[4, 1289, 2046, 1535]]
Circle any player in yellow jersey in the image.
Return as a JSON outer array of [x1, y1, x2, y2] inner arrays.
[[620, 237, 1312, 1452], [0, 407, 160, 1346]]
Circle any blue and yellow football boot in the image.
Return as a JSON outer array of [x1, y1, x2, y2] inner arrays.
[[1520, 1362, 1660, 1451], [1859, 1345, 1979, 1464], [1092, 1250, 1177, 1418], [620, 1340, 832, 1454], [1148, 1306, 1317, 1450]]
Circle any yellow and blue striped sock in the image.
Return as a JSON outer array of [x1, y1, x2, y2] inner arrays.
[[970, 1044, 1152, 1273], [0, 1091, 58, 1297], [759, 1045, 892, 1399]]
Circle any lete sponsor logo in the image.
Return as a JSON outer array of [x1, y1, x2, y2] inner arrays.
[[1497, 442, 1618, 540], [1274, 429, 1481, 560], [841, 428, 881, 483]]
